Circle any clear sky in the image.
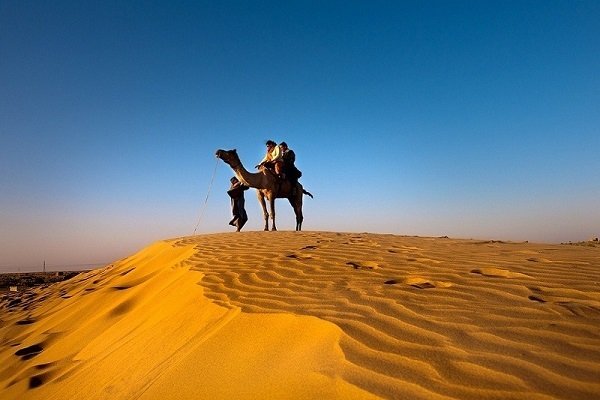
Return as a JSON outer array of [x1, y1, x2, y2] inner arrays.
[[1, 1, 599, 272]]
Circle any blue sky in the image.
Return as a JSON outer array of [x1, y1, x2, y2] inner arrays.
[[1, 1, 599, 271]]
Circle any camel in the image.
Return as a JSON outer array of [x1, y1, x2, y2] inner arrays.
[[215, 149, 313, 231]]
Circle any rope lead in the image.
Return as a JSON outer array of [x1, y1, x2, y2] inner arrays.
[[193, 158, 220, 235]]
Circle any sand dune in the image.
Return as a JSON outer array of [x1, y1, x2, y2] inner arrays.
[[1, 232, 599, 399]]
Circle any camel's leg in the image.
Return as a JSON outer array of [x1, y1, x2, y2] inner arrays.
[[257, 191, 269, 231], [269, 197, 277, 231], [296, 208, 303, 231], [291, 189, 303, 231], [287, 198, 301, 231]]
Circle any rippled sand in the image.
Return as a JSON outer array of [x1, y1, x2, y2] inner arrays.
[[2, 232, 599, 399]]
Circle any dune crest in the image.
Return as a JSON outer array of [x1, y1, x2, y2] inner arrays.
[[2, 232, 600, 399]]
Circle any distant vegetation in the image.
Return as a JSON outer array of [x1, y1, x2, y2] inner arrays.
[[562, 238, 600, 248], [0, 271, 85, 291]]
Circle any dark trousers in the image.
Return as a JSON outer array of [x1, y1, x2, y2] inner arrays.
[[230, 197, 248, 231]]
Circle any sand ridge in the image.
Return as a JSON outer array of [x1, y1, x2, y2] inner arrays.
[[1, 232, 599, 399]]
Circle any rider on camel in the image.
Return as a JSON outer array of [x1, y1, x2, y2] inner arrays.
[[256, 140, 284, 178], [280, 142, 301, 185]]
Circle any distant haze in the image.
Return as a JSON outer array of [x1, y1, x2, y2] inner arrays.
[[1, 2, 598, 272]]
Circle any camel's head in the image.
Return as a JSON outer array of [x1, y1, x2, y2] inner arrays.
[[215, 149, 241, 168]]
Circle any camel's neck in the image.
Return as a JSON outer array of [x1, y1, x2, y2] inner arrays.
[[230, 162, 268, 189]]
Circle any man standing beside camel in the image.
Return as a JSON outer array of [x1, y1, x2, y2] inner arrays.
[[227, 176, 249, 232]]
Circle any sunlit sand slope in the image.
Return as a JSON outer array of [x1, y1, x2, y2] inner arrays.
[[1, 232, 599, 399]]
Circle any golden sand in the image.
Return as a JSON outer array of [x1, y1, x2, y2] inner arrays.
[[1, 232, 599, 399]]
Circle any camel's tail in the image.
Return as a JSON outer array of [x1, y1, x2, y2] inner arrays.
[[303, 189, 314, 198]]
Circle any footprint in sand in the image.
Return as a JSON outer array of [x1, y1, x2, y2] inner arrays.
[[120, 267, 136, 276], [557, 302, 600, 319], [34, 362, 54, 370], [21, 363, 57, 389], [286, 253, 312, 261], [527, 287, 548, 303], [528, 295, 547, 303], [471, 268, 530, 279], [405, 277, 452, 289], [16, 318, 36, 325], [385, 277, 451, 289], [15, 343, 44, 360], [29, 375, 46, 389], [111, 286, 134, 291], [346, 261, 380, 270], [526, 257, 552, 263], [526, 288, 600, 318], [7, 298, 23, 308]]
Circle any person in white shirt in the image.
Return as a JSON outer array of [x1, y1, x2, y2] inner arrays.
[[256, 140, 284, 178]]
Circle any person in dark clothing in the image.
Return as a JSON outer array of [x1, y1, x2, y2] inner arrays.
[[280, 142, 301, 184], [227, 176, 249, 231]]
